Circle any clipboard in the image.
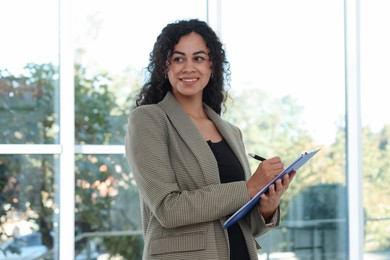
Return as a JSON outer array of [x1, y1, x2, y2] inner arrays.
[[223, 148, 321, 229]]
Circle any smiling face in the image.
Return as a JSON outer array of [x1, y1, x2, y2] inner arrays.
[[167, 32, 212, 101]]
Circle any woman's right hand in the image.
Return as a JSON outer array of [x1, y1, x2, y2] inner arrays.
[[246, 157, 284, 199]]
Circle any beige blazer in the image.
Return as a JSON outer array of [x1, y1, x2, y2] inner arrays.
[[125, 91, 279, 260]]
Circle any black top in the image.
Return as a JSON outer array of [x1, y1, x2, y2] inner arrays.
[[207, 139, 251, 260]]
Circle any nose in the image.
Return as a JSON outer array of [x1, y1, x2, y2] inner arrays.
[[182, 60, 196, 73]]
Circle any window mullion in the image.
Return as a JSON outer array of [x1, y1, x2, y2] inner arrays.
[[344, 0, 364, 259], [59, 0, 75, 259]]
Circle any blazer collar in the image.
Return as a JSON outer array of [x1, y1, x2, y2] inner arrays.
[[205, 107, 250, 177], [158, 92, 249, 184]]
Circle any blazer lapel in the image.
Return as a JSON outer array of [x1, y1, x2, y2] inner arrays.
[[205, 107, 251, 178], [158, 92, 221, 185]]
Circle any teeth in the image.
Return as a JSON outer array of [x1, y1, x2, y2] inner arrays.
[[182, 78, 197, 82]]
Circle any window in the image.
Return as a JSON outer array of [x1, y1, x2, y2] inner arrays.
[[0, 0, 60, 259], [361, 0, 390, 258], [221, 1, 347, 259], [2, 0, 388, 259]]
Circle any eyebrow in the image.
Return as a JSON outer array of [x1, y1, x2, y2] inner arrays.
[[172, 50, 209, 56]]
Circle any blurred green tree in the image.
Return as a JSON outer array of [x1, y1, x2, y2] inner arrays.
[[0, 63, 143, 259]]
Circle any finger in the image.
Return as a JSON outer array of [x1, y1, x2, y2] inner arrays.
[[281, 174, 290, 189], [283, 173, 295, 191], [289, 171, 297, 182], [268, 157, 285, 169], [261, 163, 283, 175], [275, 179, 284, 194], [260, 193, 268, 200], [276, 177, 283, 187], [268, 184, 276, 197], [263, 158, 284, 169], [267, 156, 281, 163], [271, 164, 284, 174]]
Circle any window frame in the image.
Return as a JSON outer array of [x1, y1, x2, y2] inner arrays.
[[0, 0, 365, 259]]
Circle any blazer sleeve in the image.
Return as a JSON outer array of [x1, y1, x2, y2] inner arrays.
[[244, 205, 280, 238], [125, 106, 251, 228]]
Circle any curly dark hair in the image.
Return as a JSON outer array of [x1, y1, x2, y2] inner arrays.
[[135, 19, 231, 115]]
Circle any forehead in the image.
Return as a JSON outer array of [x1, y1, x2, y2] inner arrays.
[[173, 32, 208, 53]]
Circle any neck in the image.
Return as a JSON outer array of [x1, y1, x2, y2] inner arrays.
[[183, 101, 206, 119], [172, 92, 206, 119], [186, 110, 207, 119]]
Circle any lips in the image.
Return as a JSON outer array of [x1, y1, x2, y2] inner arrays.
[[181, 78, 198, 82]]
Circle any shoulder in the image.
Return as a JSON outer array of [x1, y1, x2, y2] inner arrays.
[[224, 119, 243, 138], [128, 104, 169, 129], [221, 116, 240, 130], [130, 104, 166, 120]]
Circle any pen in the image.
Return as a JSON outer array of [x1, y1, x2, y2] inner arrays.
[[248, 153, 266, 161]]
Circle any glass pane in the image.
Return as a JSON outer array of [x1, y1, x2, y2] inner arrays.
[[74, 154, 141, 259], [221, 1, 347, 259], [0, 0, 60, 144], [361, 1, 390, 259], [73, 0, 208, 145], [0, 155, 59, 259]]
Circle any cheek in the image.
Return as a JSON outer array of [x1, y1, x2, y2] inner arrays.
[[167, 68, 175, 77], [167, 65, 180, 76], [203, 67, 212, 78], [205, 63, 213, 75], [167, 70, 177, 86]]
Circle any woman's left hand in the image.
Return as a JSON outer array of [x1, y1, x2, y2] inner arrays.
[[258, 171, 296, 221]]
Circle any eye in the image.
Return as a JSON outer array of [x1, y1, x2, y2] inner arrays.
[[194, 56, 206, 62], [172, 56, 185, 63], [171, 53, 186, 63]]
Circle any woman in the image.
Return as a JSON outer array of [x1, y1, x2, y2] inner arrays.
[[125, 19, 295, 260]]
